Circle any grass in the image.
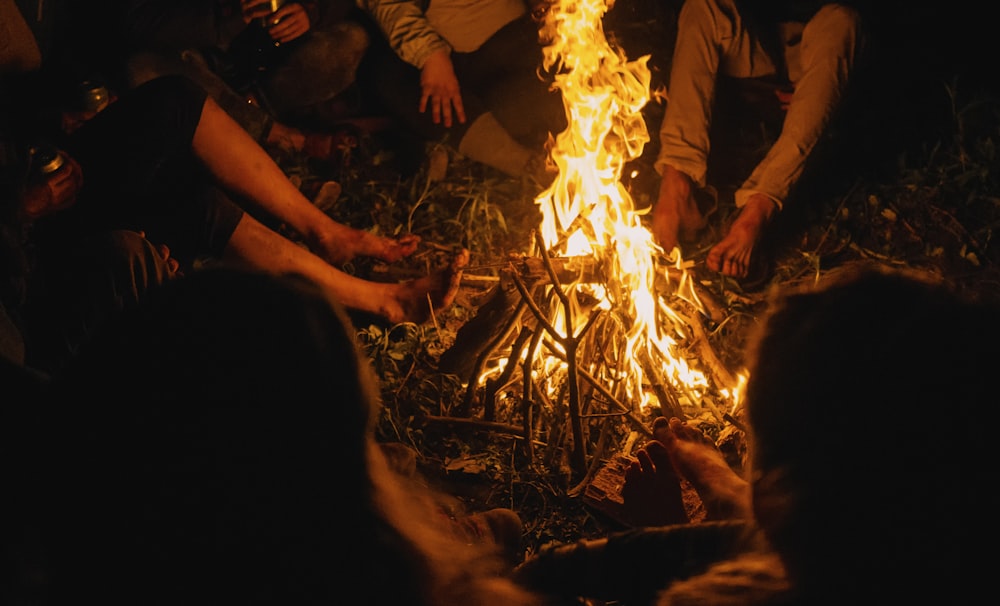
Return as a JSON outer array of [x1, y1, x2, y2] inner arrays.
[[269, 3, 1000, 557]]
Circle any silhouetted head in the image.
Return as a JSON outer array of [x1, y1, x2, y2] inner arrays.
[[38, 268, 380, 602], [744, 263, 1000, 602], [36, 267, 540, 605]]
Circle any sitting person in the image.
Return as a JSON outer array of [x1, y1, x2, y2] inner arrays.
[[650, 0, 867, 282], [356, 0, 566, 181], [12, 267, 543, 605], [514, 263, 1000, 604], [115, 0, 373, 162], [2, 73, 464, 377]]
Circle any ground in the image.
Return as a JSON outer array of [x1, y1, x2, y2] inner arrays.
[[268, 1, 1000, 559]]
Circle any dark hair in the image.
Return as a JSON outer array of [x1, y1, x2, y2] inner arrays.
[[31, 268, 540, 605], [37, 269, 383, 603], [744, 262, 1000, 601]]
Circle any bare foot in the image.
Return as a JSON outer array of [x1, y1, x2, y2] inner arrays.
[[266, 122, 359, 162], [387, 248, 469, 324], [651, 165, 709, 253], [368, 233, 421, 264], [652, 416, 751, 520], [620, 440, 689, 527], [310, 225, 421, 266], [705, 193, 776, 278]]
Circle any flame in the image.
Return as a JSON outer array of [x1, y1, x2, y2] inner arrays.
[[531, 0, 728, 411]]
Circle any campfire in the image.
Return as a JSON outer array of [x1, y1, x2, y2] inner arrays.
[[438, 0, 744, 493]]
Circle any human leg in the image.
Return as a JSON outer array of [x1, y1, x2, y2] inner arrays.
[[257, 19, 369, 119], [191, 93, 419, 265], [126, 49, 275, 145], [220, 213, 465, 324], [465, 15, 566, 147], [126, 48, 357, 163]]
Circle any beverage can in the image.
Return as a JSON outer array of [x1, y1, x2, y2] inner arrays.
[[258, 0, 286, 27], [77, 80, 110, 113], [29, 143, 66, 178]]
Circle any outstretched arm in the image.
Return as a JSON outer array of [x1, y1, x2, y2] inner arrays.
[[191, 93, 419, 265]]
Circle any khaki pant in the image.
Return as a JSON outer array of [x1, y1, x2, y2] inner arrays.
[[655, 0, 864, 210]]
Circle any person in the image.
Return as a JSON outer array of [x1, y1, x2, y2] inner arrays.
[[1, 73, 465, 366], [355, 0, 566, 181], [2, 16, 187, 375], [9, 267, 543, 605], [650, 0, 867, 282], [115, 0, 373, 163], [514, 262, 1000, 604]]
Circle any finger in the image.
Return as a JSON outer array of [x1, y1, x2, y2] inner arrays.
[[644, 440, 674, 472], [635, 448, 655, 474], [441, 102, 452, 128]]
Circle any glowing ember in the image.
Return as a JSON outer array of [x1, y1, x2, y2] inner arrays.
[[532, 0, 739, 413]]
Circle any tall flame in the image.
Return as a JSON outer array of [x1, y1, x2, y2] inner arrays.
[[534, 0, 720, 410]]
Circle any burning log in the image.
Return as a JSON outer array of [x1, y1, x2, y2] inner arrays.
[[435, 0, 746, 481]]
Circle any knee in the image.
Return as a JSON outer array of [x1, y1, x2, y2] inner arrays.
[[315, 20, 371, 64]]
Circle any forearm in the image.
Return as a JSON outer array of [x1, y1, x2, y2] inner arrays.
[[357, 0, 450, 67]]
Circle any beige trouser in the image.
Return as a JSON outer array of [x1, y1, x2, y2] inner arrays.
[[655, 0, 864, 210]]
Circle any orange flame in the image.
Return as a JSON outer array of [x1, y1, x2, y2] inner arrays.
[[533, 0, 733, 411]]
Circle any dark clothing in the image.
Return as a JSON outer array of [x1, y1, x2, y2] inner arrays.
[[513, 520, 756, 605], [16, 75, 243, 374], [119, 0, 369, 140], [37, 74, 243, 266], [20, 230, 179, 374], [358, 12, 565, 147]]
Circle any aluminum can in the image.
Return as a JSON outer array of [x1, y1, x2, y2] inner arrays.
[[258, 0, 286, 27], [29, 143, 66, 178], [77, 80, 110, 113]]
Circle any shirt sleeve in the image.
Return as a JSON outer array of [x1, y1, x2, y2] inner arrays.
[[356, 0, 451, 68]]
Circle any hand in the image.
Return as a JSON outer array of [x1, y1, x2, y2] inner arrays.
[[136, 231, 183, 278], [267, 2, 311, 44], [240, 0, 276, 23], [240, 1, 311, 44], [61, 91, 118, 135], [22, 155, 84, 219], [420, 49, 466, 128]]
